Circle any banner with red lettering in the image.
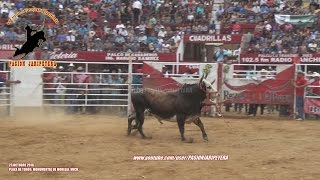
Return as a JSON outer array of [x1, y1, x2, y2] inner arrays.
[[0, 50, 176, 62], [222, 64, 295, 105], [183, 34, 242, 43], [304, 98, 320, 115], [104, 53, 175, 61], [240, 54, 320, 64]]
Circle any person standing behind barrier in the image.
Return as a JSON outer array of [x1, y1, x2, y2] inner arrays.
[[86, 70, 99, 114], [74, 67, 88, 113], [65, 67, 77, 114], [132, 68, 142, 89], [42, 68, 56, 104], [108, 69, 124, 112], [55, 66, 67, 104], [310, 73, 320, 119], [292, 71, 309, 121], [310, 73, 320, 96], [215, 47, 228, 62], [132, 0, 142, 24]]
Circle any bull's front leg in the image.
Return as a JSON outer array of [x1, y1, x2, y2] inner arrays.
[[136, 111, 152, 139], [193, 117, 208, 142], [127, 113, 136, 136], [177, 114, 193, 143]]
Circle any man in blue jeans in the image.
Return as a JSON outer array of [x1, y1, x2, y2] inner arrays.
[[292, 71, 309, 120]]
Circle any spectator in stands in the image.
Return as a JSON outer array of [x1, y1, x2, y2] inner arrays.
[[232, 21, 241, 34], [5, 28, 16, 42], [307, 40, 318, 53], [292, 71, 309, 120], [215, 47, 228, 62], [132, 0, 142, 24], [310, 0, 320, 13], [310, 72, 320, 95]]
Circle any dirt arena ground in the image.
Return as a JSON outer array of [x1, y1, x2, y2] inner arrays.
[[0, 108, 320, 180]]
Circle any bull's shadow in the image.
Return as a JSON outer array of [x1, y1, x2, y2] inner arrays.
[[128, 75, 215, 143]]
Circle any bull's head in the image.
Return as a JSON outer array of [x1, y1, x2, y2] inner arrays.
[[198, 75, 220, 101]]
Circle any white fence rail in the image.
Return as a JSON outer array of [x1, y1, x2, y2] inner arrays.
[[41, 61, 143, 115], [0, 71, 11, 107], [0, 69, 12, 116]]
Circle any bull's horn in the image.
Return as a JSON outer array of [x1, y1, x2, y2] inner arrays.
[[204, 72, 208, 79], [211, 79, 216, 84], [202, 79, 217, 92]]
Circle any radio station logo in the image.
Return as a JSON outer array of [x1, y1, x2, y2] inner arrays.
[[6, 8, 59, 67]]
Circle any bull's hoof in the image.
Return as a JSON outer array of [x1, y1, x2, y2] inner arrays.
[[142, 136, 152, 139], [203, 136, 209, 142], [131, 130, 139, 136], [183, 137, 194, 143]]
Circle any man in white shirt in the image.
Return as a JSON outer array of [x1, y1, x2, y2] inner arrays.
[[252, 3, 260, 13], [171, 33, 181, 44], [308, 40, 318, 53], [158, 26, 167, 38], [1, 4, 9, 17], [118, 27, 128, 37], [115, 23, 125, 30], [157, 38, 164, 45], [260, 0, 267, 5], [264, 21, 272, 32], [138, 32, 147, 43], [132, 0, 142, 24], [66, 31, 76, 42]]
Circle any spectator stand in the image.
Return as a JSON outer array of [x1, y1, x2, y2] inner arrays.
[[42, 61, 143, 116]]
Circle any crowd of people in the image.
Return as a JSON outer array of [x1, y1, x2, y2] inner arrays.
[[0, 0, 216, 53], [1, 1, 320, 54], [217, 0, 320, 54]]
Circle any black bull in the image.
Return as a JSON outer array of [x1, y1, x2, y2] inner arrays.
[[127, 77, 216, 143]]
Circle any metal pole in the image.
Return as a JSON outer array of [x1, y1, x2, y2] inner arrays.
[[127, 56, 133, 116], [293, 64, 297, 120], [9, 68, 14, 117]]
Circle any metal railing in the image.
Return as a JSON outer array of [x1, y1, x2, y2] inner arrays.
[[41, 61, 143, 115], [0, 70, 11, 116], [42, 72, 143, 107]]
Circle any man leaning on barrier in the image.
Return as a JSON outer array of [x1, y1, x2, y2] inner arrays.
[[292, 71, 309, 121]]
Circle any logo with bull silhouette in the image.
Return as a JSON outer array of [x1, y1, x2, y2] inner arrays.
[[12, 24, 47, 59], [6, 8, 59, 60]]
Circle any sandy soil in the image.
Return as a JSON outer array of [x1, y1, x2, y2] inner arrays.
[[0, 108, 320, 180]]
